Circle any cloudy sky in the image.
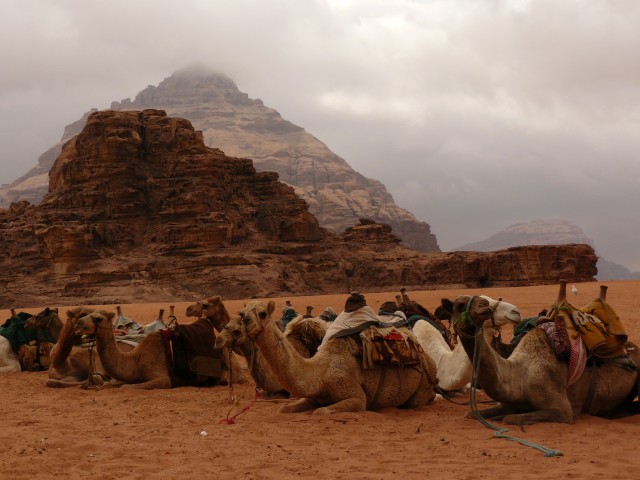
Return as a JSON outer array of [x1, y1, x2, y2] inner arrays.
[[1, 0, 639, 270]]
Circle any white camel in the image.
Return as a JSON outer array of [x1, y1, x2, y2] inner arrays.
[[412, 296, 522, 392]]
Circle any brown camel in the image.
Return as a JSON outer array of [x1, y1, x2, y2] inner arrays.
[[240, 298, 438, 414], [214, 314, 328, 398], [74, 301, 240, 389], [18, 307, 65, 371], [185, 296, 230, 331], [45, 307, 137, 388], [442, 282, 640, 425]]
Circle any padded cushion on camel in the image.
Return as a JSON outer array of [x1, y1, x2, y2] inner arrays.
[[0, 312, 54, 352], [552, 300, 628, 360], [170, 318, 223, 386], [359, 326, 423, 369], [579, 298, 628, 359]]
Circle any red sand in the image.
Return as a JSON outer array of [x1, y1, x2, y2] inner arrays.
[[1, 281, 639, 479]]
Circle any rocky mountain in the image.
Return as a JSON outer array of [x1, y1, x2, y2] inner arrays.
[[0, 110, 597, 307], [453, 219, 593, 251], [0, 65, 438, 252], [452, 218, 638, 280]]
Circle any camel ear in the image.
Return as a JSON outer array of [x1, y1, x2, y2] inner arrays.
[[440, 298, 453, 315], [44, 307, 50, 314], [267, 301, 276, 316], [210, 296, 222, 305]]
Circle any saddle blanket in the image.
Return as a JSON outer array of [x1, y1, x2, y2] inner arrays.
[[359, 326, 424, 369]]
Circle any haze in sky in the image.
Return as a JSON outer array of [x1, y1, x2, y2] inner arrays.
[[1, 0, 639, 270]]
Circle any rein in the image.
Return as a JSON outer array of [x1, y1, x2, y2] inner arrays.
[[220, 317, 261, 425], [463, 298, 563, 457]]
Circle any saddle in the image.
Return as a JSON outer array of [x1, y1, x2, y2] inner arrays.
[[551, 299, 628, 361], [358, 326, 424, 370], [159, 317, 223, 387]]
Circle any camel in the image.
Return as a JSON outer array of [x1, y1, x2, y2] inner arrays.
[[412, 295, 522, 392], [45, 307, 139, 388], [0, 307, 62, 372], [442, 282, 640, 425], [214, 314, 328, 398], [73, 300, 240, 389], [283, 315, 328, 358], [239, 296, 438, 414]]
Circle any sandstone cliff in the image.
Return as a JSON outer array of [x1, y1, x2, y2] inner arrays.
[[0, 66, 438, 252], [0, 110, 597, 307]]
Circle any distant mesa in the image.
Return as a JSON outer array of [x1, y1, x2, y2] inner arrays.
[[452, 218, 639, 281], [0, 65, 438, 253], [0, 110, 597, 307]]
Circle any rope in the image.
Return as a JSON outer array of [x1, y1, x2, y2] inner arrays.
[[219, 339, 260, 425], [219, 388, 261, 425], [81, 338, 99, 389], [468, 316, 563, 457]]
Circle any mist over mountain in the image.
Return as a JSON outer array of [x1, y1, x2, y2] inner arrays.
[[0, 66, 438, 253]]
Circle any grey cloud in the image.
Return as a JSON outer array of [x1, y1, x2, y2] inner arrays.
[[0, 0, 638, 270]]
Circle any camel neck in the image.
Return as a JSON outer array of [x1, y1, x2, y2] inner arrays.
[[457, 324, 502, 395], [253, 319, 321, 398], [95, 324, 130, 382], [51, 319, 79, 369]]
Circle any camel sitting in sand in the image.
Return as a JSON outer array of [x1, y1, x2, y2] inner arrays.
[[412, 295, 522, 392], [214, 314, 328, 397], [1, 308, 62, 372], [45, 307, 140, 388], [442, 282, 640, 425], [73, 300, 240, 389], [240, 295, 438, 414]]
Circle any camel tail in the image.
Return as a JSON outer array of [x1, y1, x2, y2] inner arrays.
[[599, 285, 608, 301], [556, 280, 567, 303]]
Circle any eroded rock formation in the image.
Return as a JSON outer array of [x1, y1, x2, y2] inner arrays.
[[0, 110, 597, 307], [0, 66, 438, 252]]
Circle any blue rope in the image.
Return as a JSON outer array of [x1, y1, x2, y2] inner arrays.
[[469, 316, 563, 458]]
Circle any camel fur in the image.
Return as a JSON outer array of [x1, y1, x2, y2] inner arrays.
[[405, 292, 522, 392], [214, 314, 328, 398], [1, 308, 62, 372], [442, 283, 640, 425], [45, 307, 137, 388], [74, 299, 241, 389], [240, 299, 438, 414]]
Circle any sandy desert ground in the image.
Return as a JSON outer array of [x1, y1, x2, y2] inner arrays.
[[1, 280, 639, 480]]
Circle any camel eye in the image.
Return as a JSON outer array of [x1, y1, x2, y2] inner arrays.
[[258, 311, 267, 320]]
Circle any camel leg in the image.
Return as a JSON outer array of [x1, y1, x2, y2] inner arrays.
[[503, 407, 573, 425], [312, 397, 367, 415], [403, 367, 437, 409], [466, 403, 517, 420], [120, 377, 172, 390], [46, 379, 88, 388], [280, 398, 318, 413]]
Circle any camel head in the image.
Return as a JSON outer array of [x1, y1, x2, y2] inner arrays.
[[73, 310, 116, 336], [24, 307, 60, 329], [441, 295, 494, 331], [480, 295, 522, 327], [214, 315, 247, 350], [186, 296, 224, 318], [240, 301, 276, 339]]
